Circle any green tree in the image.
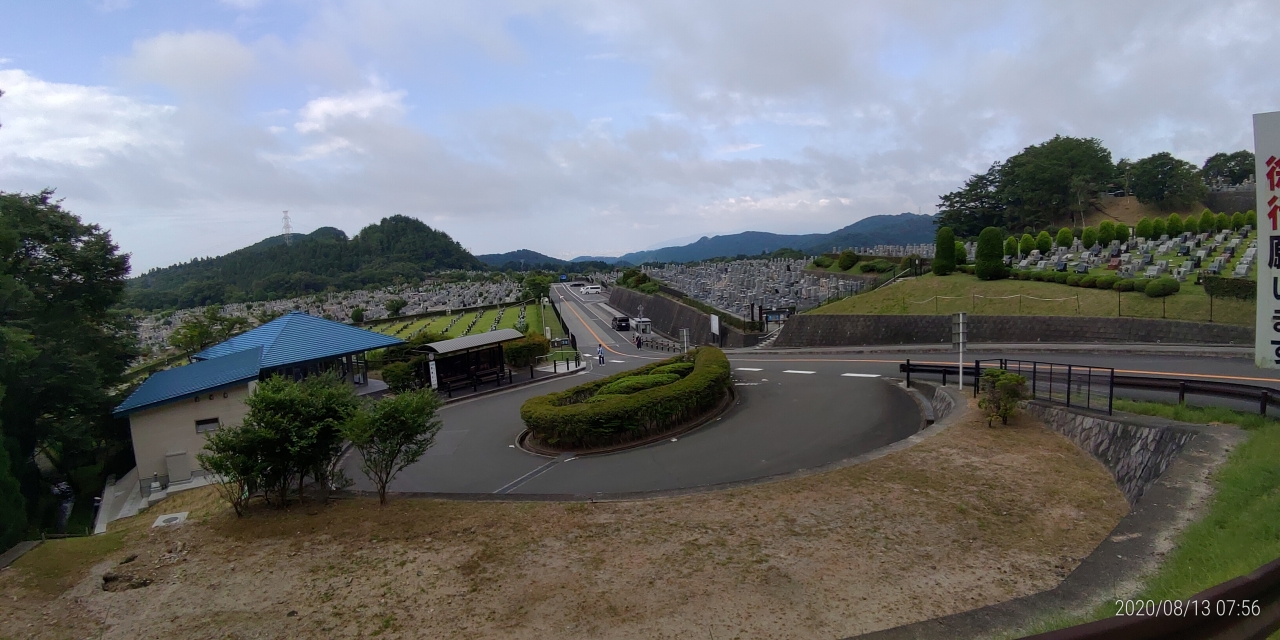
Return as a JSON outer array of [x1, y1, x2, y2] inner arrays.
[[349, 307, 364, 323], [1184, 214, 1199, 235], [384, 298, 408, 317], [343, 389, 443, 505], [1216, 213, 1230, 232], [1166, 213, 1184, 237], [1097, 221, 1115, 246], [1081, 227, 1098, 248], [1201, 150, 1255, 186], [935, 163, 1006, 238], [1055, 227, 1073, 248], [932, 227, 956, 275], [975, 227, 1007, 281], [1114, 222, 1130, 243], [197, 423, 268, 517], [0, 407, 27, 549], [998, 135, 1114, 230], [1018, 233, 1035, 257], [522, 273, 553, 300], [1003, 236, 1018, 257], [1199, 209, 1217, 233], [1131, 152, 1208, 211], [168, 306, 250, 358], [1135, 217, 1153, 239], [1035, 231, 1052, 255], [1231, 212, 1246, 230], [978, 370, 1027, 426], [1151, 217, 1167, 239], [0, 191, 136, 531], [954, 241, 968, 266], [836, 250, 859, 271]]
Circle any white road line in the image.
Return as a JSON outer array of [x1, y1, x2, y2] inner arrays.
[[841, 373, 880, 378], [735, 367, 764, 372], [782, 370, 816, 374], [609, 360, 626, 363]]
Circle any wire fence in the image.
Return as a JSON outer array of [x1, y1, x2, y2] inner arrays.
[[908, 294, 1081, 314], [976, 359, 1114, 414]]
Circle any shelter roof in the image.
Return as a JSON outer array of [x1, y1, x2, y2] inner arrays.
[[114, 347, 262, 416], [423, 328, 526, 356], [193, 311, 403, 368]]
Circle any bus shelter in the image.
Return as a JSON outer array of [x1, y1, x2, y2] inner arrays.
[[419, 328, 526, 395]]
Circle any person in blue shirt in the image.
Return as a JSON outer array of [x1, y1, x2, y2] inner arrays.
[[597, 344, 605, 365]]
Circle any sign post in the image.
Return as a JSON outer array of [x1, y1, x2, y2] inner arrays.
[[952, 312, 967, 389], [428, 352, 439, 390], [1255, 111, 1280, 370]]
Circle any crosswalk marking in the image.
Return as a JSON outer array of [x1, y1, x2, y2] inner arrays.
[[841, 373, 880, 378], [782, 370, 815, 374]]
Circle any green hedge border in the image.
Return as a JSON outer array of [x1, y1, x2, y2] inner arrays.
[[520, 347, 731, 449]]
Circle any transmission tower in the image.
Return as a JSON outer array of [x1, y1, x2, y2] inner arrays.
[[282, 210, 292, 245]]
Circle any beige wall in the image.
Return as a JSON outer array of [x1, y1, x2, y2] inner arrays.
[[128, 381, 255, 484]]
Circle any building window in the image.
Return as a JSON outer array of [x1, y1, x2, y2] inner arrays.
[[195, 418, 220, 433]]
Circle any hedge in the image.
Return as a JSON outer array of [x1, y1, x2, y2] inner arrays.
[[503, 332, 551, 367], [1095, 275, 1119, 290], [520, 347, 731, 449], [1115, 279, 1135, 292], [597, 373, 681, 396], [1066, 274, 1082, 286], [1145, 277, 1181, 298], [651, 362, 695, 376], [1204, 275, 1256, 300], [1053, 272, 1068, 284], [1080, 275, 1096, 288]]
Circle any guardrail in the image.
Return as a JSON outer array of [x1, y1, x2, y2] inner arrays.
[[899, 359, 1280, 416]]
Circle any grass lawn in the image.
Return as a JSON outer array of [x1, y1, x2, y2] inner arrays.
[[495, 303, 531, 330], [9, 532, 127, 596], [441, 311, 478, 337], [811, 272, 1253, 326]]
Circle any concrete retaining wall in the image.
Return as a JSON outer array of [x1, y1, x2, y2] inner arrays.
[[773, 314, 1252, 348], [1025, 402, 1195, 505], [931, 386, 956, 421], [609, 288, 760, 348], [1204, 187, 1255, 215]]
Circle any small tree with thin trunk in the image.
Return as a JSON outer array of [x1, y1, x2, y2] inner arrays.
[[344, 389, 443, 505], [932, 227, 955, 275]]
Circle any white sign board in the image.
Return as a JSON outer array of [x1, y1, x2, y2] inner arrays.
[[428, 359, 439, 389], [1255, 111, 1280, 369], [710, 314, 720, 336]]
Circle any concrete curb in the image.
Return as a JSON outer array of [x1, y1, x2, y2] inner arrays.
[[0, 540, 41, 570], [845, 410, 1245, 640], [732, 342, 1254, 358]]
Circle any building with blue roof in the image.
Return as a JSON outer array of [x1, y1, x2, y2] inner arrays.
[[115, 312, 404, 493]]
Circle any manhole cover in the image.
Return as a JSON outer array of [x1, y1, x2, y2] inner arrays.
[[151, 512, 189, 528]]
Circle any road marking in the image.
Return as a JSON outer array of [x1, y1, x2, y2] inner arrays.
[[609, 360, 626, 363], [842, 373, 880, 378], [735, 367, 763, 371], [782, 370, 816, 374], [734, 382, 761, 386], [494, 453, 575, 494]]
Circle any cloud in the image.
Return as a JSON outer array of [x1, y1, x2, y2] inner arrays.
[[120, 31, 256, 95], [294, 86, 406, 134]]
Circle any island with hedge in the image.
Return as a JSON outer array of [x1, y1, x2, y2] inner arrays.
[[519, 347, 731, 451]]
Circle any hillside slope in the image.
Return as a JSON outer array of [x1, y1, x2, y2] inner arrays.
[[477, 249, 566, 267], [126, 216, 483, 310]]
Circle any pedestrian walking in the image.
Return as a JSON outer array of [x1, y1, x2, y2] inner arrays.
[[597, 344, 605, 365], [635, 334, 642, 350]]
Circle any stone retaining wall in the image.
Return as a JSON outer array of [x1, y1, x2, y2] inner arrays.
[[609, 288, 759, 348], [1024, 402, 1195, 505], [774, 314, 1252, 348], [932, 386, 956, 421]]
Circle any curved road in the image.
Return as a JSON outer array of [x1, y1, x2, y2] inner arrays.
[[348, 283, 1280, 498]]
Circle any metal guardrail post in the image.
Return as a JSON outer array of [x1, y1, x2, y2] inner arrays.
[[1108, 369, 1114, 415], [905, 359, 911, 387], [1066, 365, 1073, 407], [942, 368, 947, 387], [1032, 362, 1038, 399], [1178, 381, 1186, 405], [973, 359, 980, 398], [1263, 391, 1270, 417]]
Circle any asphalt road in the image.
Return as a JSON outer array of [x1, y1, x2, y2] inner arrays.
[[346, 283, 1280, 498]]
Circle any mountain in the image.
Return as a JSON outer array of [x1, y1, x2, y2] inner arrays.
[[571, 213, 936, 264], [126, 216, 484, 310], [477, 249, 567, 267]]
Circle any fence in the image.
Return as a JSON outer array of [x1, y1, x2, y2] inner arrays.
[[900, 360, 1280, 417]]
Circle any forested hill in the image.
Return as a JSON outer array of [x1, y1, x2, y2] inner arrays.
[[125, 215, 484, 310]]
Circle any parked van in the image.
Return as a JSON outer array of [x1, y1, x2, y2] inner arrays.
[[581, 285, 602, 295]]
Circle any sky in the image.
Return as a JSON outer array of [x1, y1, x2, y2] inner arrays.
[[0, 1, 1276, 273]]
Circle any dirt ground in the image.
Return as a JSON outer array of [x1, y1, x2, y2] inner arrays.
[[0, 399, 1128, 640]]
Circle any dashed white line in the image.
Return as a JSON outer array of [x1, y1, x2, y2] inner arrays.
[[841, 373, 880, 378], [782, 370, 816, 375], [735, 367, 764, 372]]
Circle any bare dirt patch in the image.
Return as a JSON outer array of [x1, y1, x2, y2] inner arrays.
[[0, 399, 1127, 639]]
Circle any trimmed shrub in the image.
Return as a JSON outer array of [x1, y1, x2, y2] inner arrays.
[[837, 250, 859, 271], [1216, 212, 1230, 231], [933, 227, 956, 275], [1231, 211, 1246, 230], [1200, 209, 1216, 233], [1150, 217, 1167, 239], [520, 348, 731, 449], [1135, 217, 1153, 239], [978, 369, 1027, 426], [975, 227, 1007, 280], [1080, 275, 1097, 288], [1097, 221, 1115, 246], [1081, 227, 1098, 248], [1166, 213, 1184, 237], [381, 362, 417, 393], [1184, 215, 1199, 235], [1053, 272, 1068, 284], [1145, 277, 1181, 298], [1018, 233, 1035, 257], [1055, 227, 1072, 248], [954, 241, 968, 265], [1003, 236, 1018, 257], [503, 332, 551, 367], [1204, 275, 1256, 300], [597, 373, 681, 396], [812, 255, 834, 268], [1067, 274, 1082, 286], [1094, 275, 1119, 290], [1115, 222, 1130, 243], [1036, 231, 1053, 255], [1115, 279, 1135, 292], [651, 362, 695, 377]]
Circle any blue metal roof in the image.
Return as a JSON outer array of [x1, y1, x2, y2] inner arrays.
[[192, 311, 404, 368], [114, 347, 263, 416]]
